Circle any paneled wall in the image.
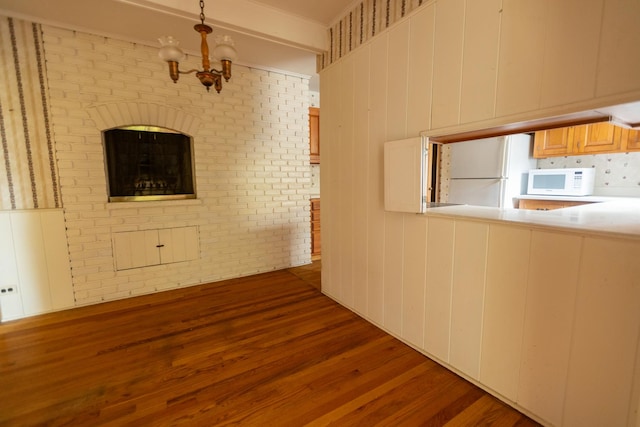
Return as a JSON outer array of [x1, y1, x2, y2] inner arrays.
[[320, 0, 640, 425], [0, 209, 74, 321]]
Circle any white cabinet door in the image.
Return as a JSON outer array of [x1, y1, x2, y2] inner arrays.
[[384, 137, 426, 213], [158, 227, 199, 264], [480, 225, 530, 401], [113, 227, 198, 270], [449, 221, 488, 380], [518, 230, 582, 426], [113, 230, 160, 270]]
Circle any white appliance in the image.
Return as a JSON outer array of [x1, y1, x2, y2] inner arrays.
[[447, 134, 536, 208], [527, 167, 595, 196]]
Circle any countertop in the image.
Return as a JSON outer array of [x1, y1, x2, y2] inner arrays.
[[516, 194, 625, 202], [423, 198, 640, 240]]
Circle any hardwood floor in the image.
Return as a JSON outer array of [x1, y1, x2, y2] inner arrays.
[[0, 264, 540, 426]]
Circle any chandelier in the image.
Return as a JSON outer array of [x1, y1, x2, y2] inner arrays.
[[158, 0, 238, 93]]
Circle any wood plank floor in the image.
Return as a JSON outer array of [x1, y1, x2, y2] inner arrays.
[[0, 263, 540, 426]]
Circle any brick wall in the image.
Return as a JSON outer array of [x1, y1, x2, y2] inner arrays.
[[42, 25, 312, 305]]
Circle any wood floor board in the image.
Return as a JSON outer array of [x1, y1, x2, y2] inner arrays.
[[0, 261, 540, 426]]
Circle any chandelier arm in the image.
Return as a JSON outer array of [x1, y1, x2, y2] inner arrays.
[[178, 69, 201, 75]]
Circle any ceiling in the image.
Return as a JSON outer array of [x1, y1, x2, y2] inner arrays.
[[251, 0, 356, 26], [0, 0, 357, 92]]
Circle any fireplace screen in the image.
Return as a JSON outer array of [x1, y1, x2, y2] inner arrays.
[[104, 126, 195, 202]]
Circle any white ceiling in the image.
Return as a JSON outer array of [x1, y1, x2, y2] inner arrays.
[[251, 0, 357, 26], [0, 0, 357, 91]]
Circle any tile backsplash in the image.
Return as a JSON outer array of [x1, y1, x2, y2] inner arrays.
[[537, 152, 640, 197]]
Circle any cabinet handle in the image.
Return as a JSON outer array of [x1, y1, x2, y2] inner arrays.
[[156, 244, 165, 248]]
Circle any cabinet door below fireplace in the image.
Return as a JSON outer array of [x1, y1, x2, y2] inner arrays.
[[113, 226, 199, 270]]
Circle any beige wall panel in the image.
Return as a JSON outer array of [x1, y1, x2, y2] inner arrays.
[[338, 54, 356, 308], [480, 224, 530, 401], [365, 36, 389, 325], [596, 0, 640, 97], [401, 215, 428, 348], [563, 237, 640, 427], [539, 0, 602, 108], [518, 231, 581, 426], [459, 0, 501, 124], [495, 0, 547, 117], [431, 0, 464, 129], [449, 220, 488, 380], [322, 63, 342, 301], [406, 4, 435, 135], [386, 20, 411, 140], [424, 217, 455, 362], [383, 213, 404, 335], [352, 47, 371, 316]]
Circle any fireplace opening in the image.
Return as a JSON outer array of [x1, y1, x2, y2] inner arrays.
[[103, 126, 196, 202]]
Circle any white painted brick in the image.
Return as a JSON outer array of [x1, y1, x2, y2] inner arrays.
[[40, 22, 312, 307]]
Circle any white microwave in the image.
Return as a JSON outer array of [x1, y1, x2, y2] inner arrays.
[[527, 168, 595, 196]]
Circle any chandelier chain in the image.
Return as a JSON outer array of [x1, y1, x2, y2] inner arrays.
[[199, 0, 205, 25]]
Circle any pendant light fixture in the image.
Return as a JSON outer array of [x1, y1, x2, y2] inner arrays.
[[158, 0, 238, 93]]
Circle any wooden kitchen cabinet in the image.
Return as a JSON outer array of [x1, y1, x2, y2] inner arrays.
[[621, 128, 640, 151], [309, 107, 320, 164], [310, 198, 321, 259], [534, 122, 639, 158], [518, 199, 593, 211], [577, 122, 621, 154], [533, 125, 585, 158]]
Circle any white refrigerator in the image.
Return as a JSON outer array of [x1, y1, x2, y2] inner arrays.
[[446, 134, 536, 208]]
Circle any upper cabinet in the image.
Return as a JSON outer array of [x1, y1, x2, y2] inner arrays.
[[309, 107, 320, 164], [579, 122, 621, 154], [621, 128, 640, 151], [534, 122, 640, 158]]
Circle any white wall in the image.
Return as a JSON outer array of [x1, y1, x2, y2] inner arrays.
[[35, 23, 313, 306], [320, 0, 640, 425]]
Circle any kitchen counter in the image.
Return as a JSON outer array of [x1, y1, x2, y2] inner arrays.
[[516, 194, 625, 202], [423, 198, 640, 240]]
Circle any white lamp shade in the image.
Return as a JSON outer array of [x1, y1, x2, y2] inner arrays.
[[158, 36, 185, 62], [213, 35, 238, 62]]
